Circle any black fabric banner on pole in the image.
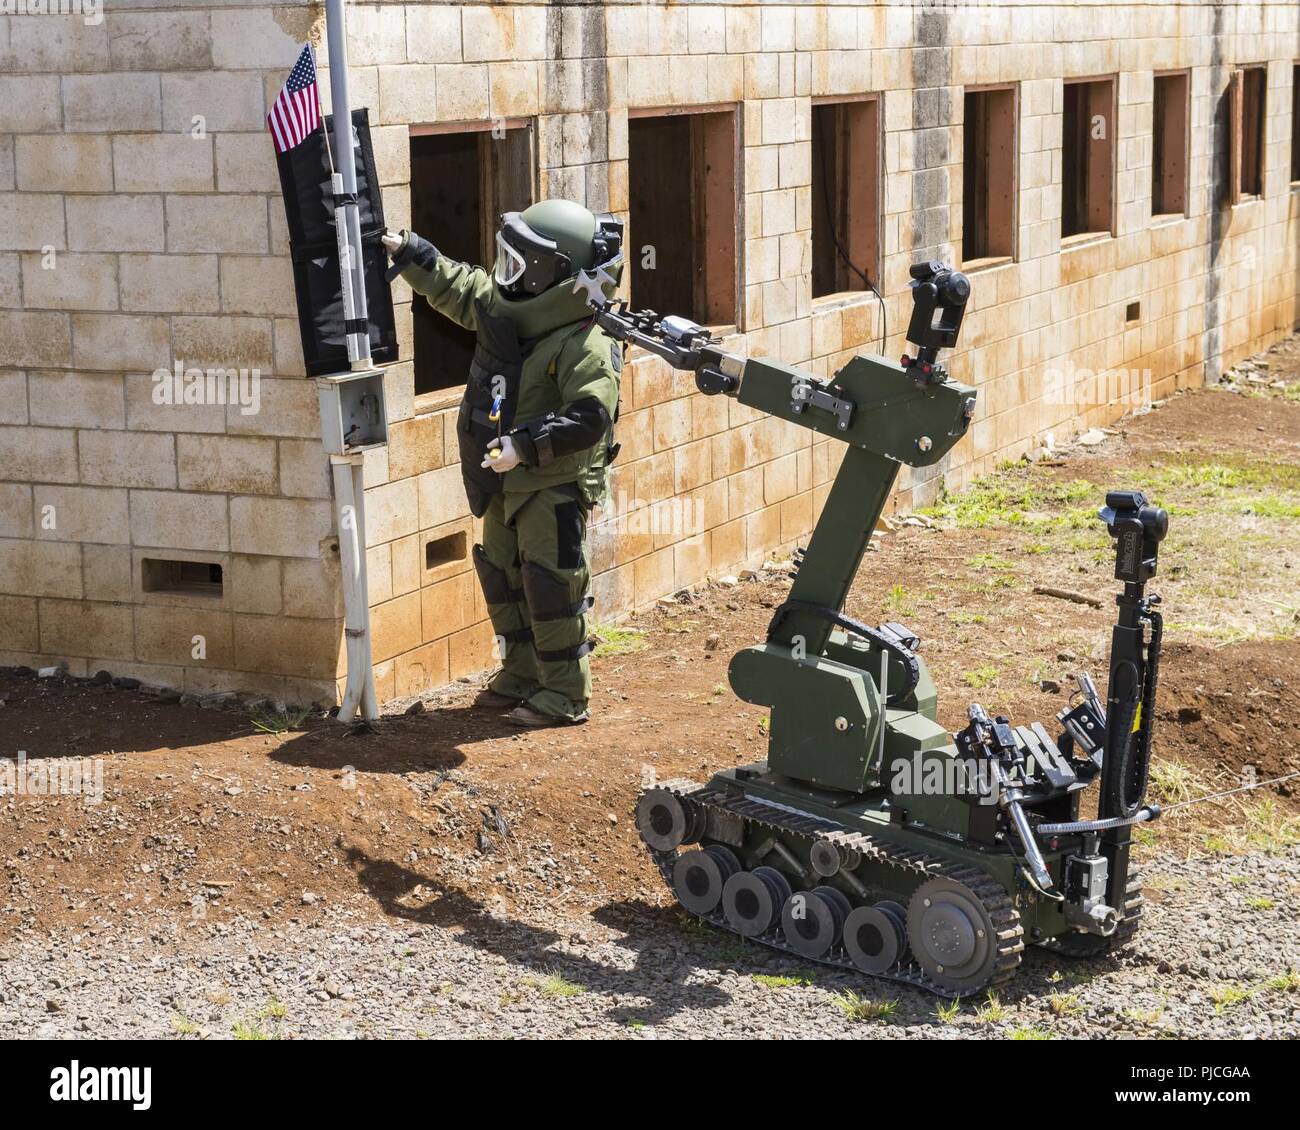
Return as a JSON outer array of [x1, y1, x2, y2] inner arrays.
[[275, 107, 398, 376]]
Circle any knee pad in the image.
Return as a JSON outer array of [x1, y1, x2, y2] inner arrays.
[[520, 560, 593, 623], [472, 544, 524, 606]]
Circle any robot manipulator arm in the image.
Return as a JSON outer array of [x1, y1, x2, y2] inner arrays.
[[586, 299, 747, 396]]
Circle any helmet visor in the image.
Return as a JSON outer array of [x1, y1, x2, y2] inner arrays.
[[493, 230, 527, 288]]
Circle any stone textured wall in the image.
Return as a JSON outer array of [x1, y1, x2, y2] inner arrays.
[[0, 2, 342, 704], [2, 2, 1298, 706]]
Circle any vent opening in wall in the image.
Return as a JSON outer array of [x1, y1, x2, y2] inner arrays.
[[426, 531, 468, 572], [142, 558, 224, 597], [1125, 301, 1141, 322]]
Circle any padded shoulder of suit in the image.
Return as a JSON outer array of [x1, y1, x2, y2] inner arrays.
[[557, 320, 621, 375]]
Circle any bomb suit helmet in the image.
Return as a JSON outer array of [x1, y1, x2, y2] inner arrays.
[[493, 199, 623, 299]]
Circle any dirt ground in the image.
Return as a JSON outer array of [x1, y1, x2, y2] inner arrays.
[[3, 336, 1298, 958]]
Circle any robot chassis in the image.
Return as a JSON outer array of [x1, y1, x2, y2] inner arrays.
[[581, 262, 1167, 997]]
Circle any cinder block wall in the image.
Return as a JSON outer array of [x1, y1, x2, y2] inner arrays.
[[0, 1, 343, 704], [1, 1, 1298, 707]]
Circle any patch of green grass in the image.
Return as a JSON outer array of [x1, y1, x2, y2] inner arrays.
[[974, 991, 1006, 1023], [592, 622, 647, 656], [260, 999, 287, 1020], [1151, 455, 1300, 494], [1264, 970, 1300, 993], [171, 1012, 200, 1037], [231, 1018, 274, 1040], [935, 997, 962, 1023], [530, 972, 585, 999], [971, 574, 1017, 591], [1146, 461, 1244, 494], [250, 704, 312, 734], [883, 583, 915, 616], [964, 663, 999, 690], [1149, 758, 1197, 805], [1203, 834, 1232, 854], [625, 1018, 646, 1029], [1123, 1004, 1165, 1026], [676, 912, 714, 938], [1208, 984, 1253, 1015], [1047, 992, 1081, 1017], [833, 991, 897, 1022], [1246, 896, 1274, 911], [920, 469, 1097, 530], [1010, 1025, 1053, 1040], [1243, 797, 1300, 853], [1237, 496, 1300, 519], [1229, 875, 1249, 887], [758, 715, 770, 733], [752, 971, 814, 989], [965, 553, 1018, 571]]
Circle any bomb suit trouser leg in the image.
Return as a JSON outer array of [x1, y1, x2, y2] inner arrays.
[[475, 493, 540, 701], [505, 487, 593, 721]]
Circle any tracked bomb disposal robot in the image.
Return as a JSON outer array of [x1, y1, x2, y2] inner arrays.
[[580, 259, 1167, 996]]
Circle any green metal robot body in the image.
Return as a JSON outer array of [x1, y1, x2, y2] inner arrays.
[[587, 262, 1163, 995]]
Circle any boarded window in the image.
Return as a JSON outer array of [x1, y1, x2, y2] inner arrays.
[[962, 87, 1017, 262], [628, 108, 738, 326], [1152, 72, 1189, 216], [1292, 65, 1300, 182], [811, 97, 880, 297], [409, 125, 533, 397], [1235, 66, 1267, 198], [1062, 78, 1115, 238]]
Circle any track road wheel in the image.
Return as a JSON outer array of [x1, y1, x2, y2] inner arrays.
[[907, 874, 1021, 995], [781, 886, 851, 959], [1046, 870, 1144, 958], [844, 900, 909, 974], [636, 788, 703, 851], [722, 866, 792, 936], [672, 845, 739, 915]]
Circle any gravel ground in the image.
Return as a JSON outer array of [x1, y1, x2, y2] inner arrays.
[[3, 848, 1296, 1040]]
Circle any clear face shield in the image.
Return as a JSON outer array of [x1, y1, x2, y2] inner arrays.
[[493, 230, 527, 289]]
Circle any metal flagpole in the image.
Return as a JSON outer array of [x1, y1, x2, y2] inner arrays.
[[325, 0, 371, 368], [321, 0, 379, 724]]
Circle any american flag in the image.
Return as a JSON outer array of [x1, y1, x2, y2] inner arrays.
[[267, 44, 321, 153]]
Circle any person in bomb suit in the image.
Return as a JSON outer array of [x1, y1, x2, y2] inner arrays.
[[382, 200, 624, 726]]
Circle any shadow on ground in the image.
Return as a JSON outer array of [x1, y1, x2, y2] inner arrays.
[[269, 705, 526, 774], [344, 844, 737, 1025]]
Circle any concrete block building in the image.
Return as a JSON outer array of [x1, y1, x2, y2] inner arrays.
[[1, 1, 1298, 706]]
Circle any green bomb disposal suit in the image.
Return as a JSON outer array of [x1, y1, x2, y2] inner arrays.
[[388, 201, 624, 723]]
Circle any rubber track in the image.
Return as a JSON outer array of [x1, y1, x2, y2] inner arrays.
[[649, 778, 1025, 998]]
